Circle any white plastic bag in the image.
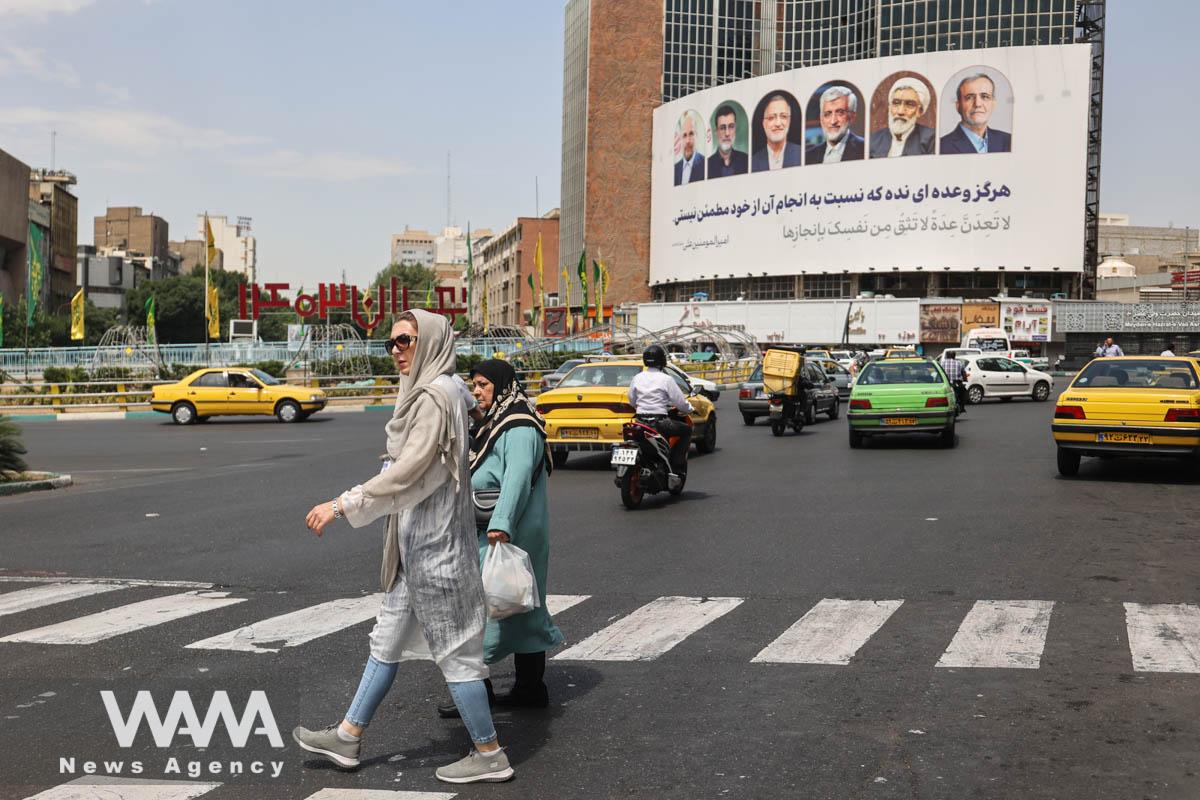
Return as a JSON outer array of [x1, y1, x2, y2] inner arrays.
[[481, 542, 540, 620]]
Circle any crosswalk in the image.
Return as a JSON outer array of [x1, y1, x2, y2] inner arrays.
[[24, 777, 457, 799], [3, 578, 1200, 674]]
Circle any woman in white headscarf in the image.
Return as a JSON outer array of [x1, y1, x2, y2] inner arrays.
[[293, 309, 514, 785]]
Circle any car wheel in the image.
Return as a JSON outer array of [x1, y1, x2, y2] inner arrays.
[[1032, 381, 1050, 402], [742, 413, 757, 426], [696, 415, 717, 454], [171, 402, 197, 425], [619, 469, 644, 509], [827, 398, 840, 419], [551, 449, 569, 468], [967, 385, 985, 405], [276, 400, 301, 423], [1057, 448, 1081, 477], [770, 420, 785, 437], [848, 427, 863, 448], [805, 401, 817, 425], [940, 422, 956, 448]]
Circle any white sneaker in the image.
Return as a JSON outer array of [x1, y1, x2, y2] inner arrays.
[[667, 474, 683, 491]]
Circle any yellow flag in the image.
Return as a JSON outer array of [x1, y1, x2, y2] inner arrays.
[[205, 218, 217, 267], [535, 233, 544, 313], [561, 263, 572, 335], [207, 284, 220, 339], [70, 288, 85, 341]]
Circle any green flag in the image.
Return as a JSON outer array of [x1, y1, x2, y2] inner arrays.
[[144, 295, 157, 346], [27, 223, 44, 326], [0, 292, 4, 347], [576, 248, 588, 323], [593, 259, 604, 324], [426, 278, 435, 308]]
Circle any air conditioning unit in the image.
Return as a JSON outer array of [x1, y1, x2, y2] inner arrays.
[[229, 319, 257, 340]]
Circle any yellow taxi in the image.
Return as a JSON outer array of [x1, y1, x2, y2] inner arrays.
[[535, 359, 717, 466], [1052, 356, 1200, 476], [151, 367, 327, 425]]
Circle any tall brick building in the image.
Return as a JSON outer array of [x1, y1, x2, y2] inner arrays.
[[475, 211, 560, 329], [561, 0, 1096, 310]]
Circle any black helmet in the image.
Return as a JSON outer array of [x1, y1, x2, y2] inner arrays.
[[643, 345, 667, 368]]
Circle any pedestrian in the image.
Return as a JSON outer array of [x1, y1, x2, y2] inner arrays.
[[1161, 348, 1176, 357], [437, 359, 564, 719], [294, 309, 514, 785], [1094, 337, 1124, 357], [939, 350, 967, 414]]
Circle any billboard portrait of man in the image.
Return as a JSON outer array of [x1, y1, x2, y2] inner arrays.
[[673, 110, 707, 186], [805, 83, 865, 165], [940, 68, 1013, 154], [707, 102, 749, 179], [751, 91, 803, 172], [869, 73, 936, 158]]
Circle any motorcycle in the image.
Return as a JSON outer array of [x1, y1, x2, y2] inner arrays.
[[767, 392, 806, 436], [611, 413, 692, 509]]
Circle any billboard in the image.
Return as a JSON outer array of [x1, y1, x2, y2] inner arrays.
[[651, 44, 1091, 283]]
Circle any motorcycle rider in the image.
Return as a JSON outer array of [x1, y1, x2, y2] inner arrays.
[[627, 345, 693, 490]]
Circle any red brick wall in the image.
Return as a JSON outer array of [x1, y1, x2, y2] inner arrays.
[[584, 0, 662, 306], [516, 217, 560, 313]]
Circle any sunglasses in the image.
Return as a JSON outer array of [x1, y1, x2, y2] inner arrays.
[[384, 334, 418, 354]]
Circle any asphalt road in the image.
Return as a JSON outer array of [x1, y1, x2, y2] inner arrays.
[[3, 390, 1200, 799]]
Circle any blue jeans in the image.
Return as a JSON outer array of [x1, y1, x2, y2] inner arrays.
[[345, 655, 497, 745]]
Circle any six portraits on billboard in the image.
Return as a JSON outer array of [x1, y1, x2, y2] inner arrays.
[[672, 65, 1014, 186]]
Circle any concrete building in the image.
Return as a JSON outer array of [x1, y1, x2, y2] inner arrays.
[[95, 207, 170, 262], [169, 239, 224, 273], [390, 227, 436, 267], [474, 211, 560, 329], [561, 0, 1092, 310], [198, 214, 255, 280], [0, 147, 31, 303], [1098, 214, 1199, 262], [28, 169, 79, 313], [77, 245, 145, 312], [434, 226, 470, 265]]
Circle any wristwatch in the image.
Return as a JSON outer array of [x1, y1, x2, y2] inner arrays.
[[331, 498, 342, 520]]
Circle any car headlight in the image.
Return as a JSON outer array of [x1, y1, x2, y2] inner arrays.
[[309, 394, 322, 401]]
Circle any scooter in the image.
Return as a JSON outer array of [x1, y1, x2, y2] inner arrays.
[[767, 392, 806, 436], [611, 413, 692, 509]]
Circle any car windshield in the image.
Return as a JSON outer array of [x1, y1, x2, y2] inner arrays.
[[749, 366, 763, 382], [558, 364, 643, 387], [830, 351, 851, 360], [554, 360, 584, 375], [976, 338, 1007, 351], [250, 369, 282, 385], [1074, 360, 1198, 389], [858, 362, 945, 385]]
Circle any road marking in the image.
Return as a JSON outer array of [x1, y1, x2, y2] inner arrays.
[[554, 595, 743, 661], [0, 576, 215, 589], [936, 600, 1055, 669], [752, 599, 904, 665], [185, 594, 383, 653], [545, 594, 591, 616], [1125, 603, 1200, 673], [303, 790, 457, 800], [24, 777, 221, 799], [0, 591, 245, 645], [0, 581, 127, 618]]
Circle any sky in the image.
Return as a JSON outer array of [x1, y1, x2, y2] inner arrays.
[[0, 0, 1195, 290]]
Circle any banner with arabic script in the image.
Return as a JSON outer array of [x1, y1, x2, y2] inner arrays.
[[650, 44, 1090, 282], [920, 304, 962, 343]]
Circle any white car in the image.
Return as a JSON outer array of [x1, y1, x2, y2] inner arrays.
[[960, 354, 1054, 403]]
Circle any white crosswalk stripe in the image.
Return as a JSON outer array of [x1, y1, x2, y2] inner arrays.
[[0, 581, 127, 617], [23, 777, 220, 799], [752, 599, 904, 665], [185, 594, 384, 653], [545, 594, 591, 616], [936, 600, 1055, 669], [303, 790, 457, 799], [554, 595, 743, 661], [0, 591, 245, 645], [1124, 602, 1200, 673]]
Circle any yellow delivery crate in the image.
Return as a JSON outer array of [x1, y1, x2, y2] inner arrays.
[[762, 348, 803, 396]]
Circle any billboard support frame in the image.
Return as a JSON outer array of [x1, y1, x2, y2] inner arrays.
[[1076, 0, 1106, 300]]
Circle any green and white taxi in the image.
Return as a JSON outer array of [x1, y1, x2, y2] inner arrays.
[[847, 357, 957, 448]]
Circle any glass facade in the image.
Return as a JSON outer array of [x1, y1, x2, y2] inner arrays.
[[877, 0, 1078, 56], [663, 0, 759, 102], [559, 0, 590, 308], [779, 0, 878, 70]]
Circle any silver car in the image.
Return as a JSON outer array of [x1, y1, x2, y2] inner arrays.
[[737, 365, 768, 425], [808, 357, 852, 398]]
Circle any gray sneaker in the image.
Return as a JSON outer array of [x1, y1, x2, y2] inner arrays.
[[292, 723, 360, 769], [435, 747, 514, 784]]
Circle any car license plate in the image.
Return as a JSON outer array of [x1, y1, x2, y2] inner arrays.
[[882, 417, 918, 426], [755, 390, 766, 399], [1097, 432, 1152, 444], [560, 427, 599, 439], [611, 447, 638, 466]]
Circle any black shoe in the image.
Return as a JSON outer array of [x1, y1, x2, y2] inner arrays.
[[494, 683, 549, 709], [436, 679, 495, 719]]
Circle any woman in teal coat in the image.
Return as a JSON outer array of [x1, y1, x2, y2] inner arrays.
[[439, 359, 563, 717]]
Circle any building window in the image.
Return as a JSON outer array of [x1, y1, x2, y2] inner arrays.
[[803, 275, 851, 298], [750, 275, 796, 300]]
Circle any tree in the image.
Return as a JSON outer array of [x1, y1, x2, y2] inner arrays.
[[0, 414, 28, 477], [365, 262, 440, 339], [124, 268, 245, 344]]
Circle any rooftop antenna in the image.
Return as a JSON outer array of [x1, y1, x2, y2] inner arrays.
[[50, 129, 56, 171], [446, 151, 451, 229]]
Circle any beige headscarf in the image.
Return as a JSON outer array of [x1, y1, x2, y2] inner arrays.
[[363, 308, 463, 500]]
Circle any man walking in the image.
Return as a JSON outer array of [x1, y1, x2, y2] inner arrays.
[[1095, 337, 1124, 357], [940, 351, 967, 414]]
